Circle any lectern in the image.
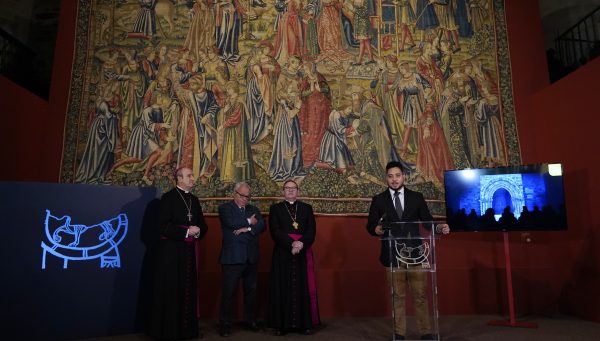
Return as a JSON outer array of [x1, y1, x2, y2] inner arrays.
[[382, 221, 441, 341]]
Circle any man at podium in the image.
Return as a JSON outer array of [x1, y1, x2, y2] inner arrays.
[[366, 161, 450, 340]]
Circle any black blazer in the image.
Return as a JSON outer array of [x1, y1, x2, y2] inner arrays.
[[366, 187, 434, 266], [218, 201, 265, 265]]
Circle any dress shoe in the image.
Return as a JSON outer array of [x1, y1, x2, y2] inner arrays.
[[245, 321, 261, 332], [420, 334, 436, 340], [303, 328, 312, 335], [218, 325, 231, 337], [274, 328, 287, 336], [393, 334, 405, 340]]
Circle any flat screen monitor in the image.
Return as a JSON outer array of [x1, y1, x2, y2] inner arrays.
[[444, 163, 567, 231]]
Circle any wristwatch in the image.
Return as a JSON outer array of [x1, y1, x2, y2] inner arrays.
[[248, 227, 252, 232]]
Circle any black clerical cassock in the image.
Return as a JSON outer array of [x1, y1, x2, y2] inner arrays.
[[267, 200, 320, 332], [150, 187, 208, 340]]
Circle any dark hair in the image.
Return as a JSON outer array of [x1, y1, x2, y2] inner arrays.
[[385, 161, 405, 173]]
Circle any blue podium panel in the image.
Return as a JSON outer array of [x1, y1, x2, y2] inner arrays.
[[0, 182, 161, 341]]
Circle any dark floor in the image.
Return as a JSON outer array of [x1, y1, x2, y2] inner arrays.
[[76, 315, 600, 341]]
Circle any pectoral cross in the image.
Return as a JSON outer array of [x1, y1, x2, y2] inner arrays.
[[187, 212, 193, 222], [292, 222, 299, 229]]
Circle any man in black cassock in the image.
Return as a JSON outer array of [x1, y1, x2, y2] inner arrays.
[[150, 167, 208, 340], [267, 180, 320, 335]]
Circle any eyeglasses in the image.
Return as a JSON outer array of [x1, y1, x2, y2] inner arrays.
[[283, 186, 298, 191], [235, 191, 252, 199]]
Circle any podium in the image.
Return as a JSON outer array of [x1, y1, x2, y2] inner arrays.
[[381, 221, 441, 341]]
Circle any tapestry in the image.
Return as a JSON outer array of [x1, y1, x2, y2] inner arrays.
[[60, 0, 520, 215]]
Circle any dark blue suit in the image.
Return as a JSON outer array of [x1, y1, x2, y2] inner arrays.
[[218, 201, 265, 264], [218, 201, 265, 326]]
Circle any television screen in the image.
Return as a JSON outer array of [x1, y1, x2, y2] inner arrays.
[[444, 163, 567, 231]]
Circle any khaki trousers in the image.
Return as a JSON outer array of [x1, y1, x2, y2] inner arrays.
[[388, 268, 432, 336]]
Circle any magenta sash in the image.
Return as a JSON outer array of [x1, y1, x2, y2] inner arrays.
[[289, 233, 320, 325], [193, 235, 200, 319]]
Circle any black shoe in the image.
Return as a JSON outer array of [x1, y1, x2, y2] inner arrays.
[[420, 334, 436, 340], [274, 328, 287, 336], [394, 334, 405, 340], [245, 321, 261, 332], [218, 325, 231, 337], [303, 328, 312, 335]]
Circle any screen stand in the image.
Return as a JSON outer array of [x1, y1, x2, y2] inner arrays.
[[488, 232, 538, 328]]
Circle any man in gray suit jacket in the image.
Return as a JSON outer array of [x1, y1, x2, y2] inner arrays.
[[218, 182, 265, 337]]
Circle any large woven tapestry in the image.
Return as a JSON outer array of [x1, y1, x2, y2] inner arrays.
[[60, 0, 520, 215]]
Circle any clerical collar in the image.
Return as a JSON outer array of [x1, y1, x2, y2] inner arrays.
[[177, 186, 190, 194], [285, 200, 296, 205]]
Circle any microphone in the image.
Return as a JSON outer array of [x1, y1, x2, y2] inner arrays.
[[379, 213, 391, 230]]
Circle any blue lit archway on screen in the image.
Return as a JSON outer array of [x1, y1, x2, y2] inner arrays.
[[480, 174, 525, 218], [41, 209, 128, 269]]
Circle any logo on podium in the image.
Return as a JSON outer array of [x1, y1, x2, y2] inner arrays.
[[394, 241, 431, 268]]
